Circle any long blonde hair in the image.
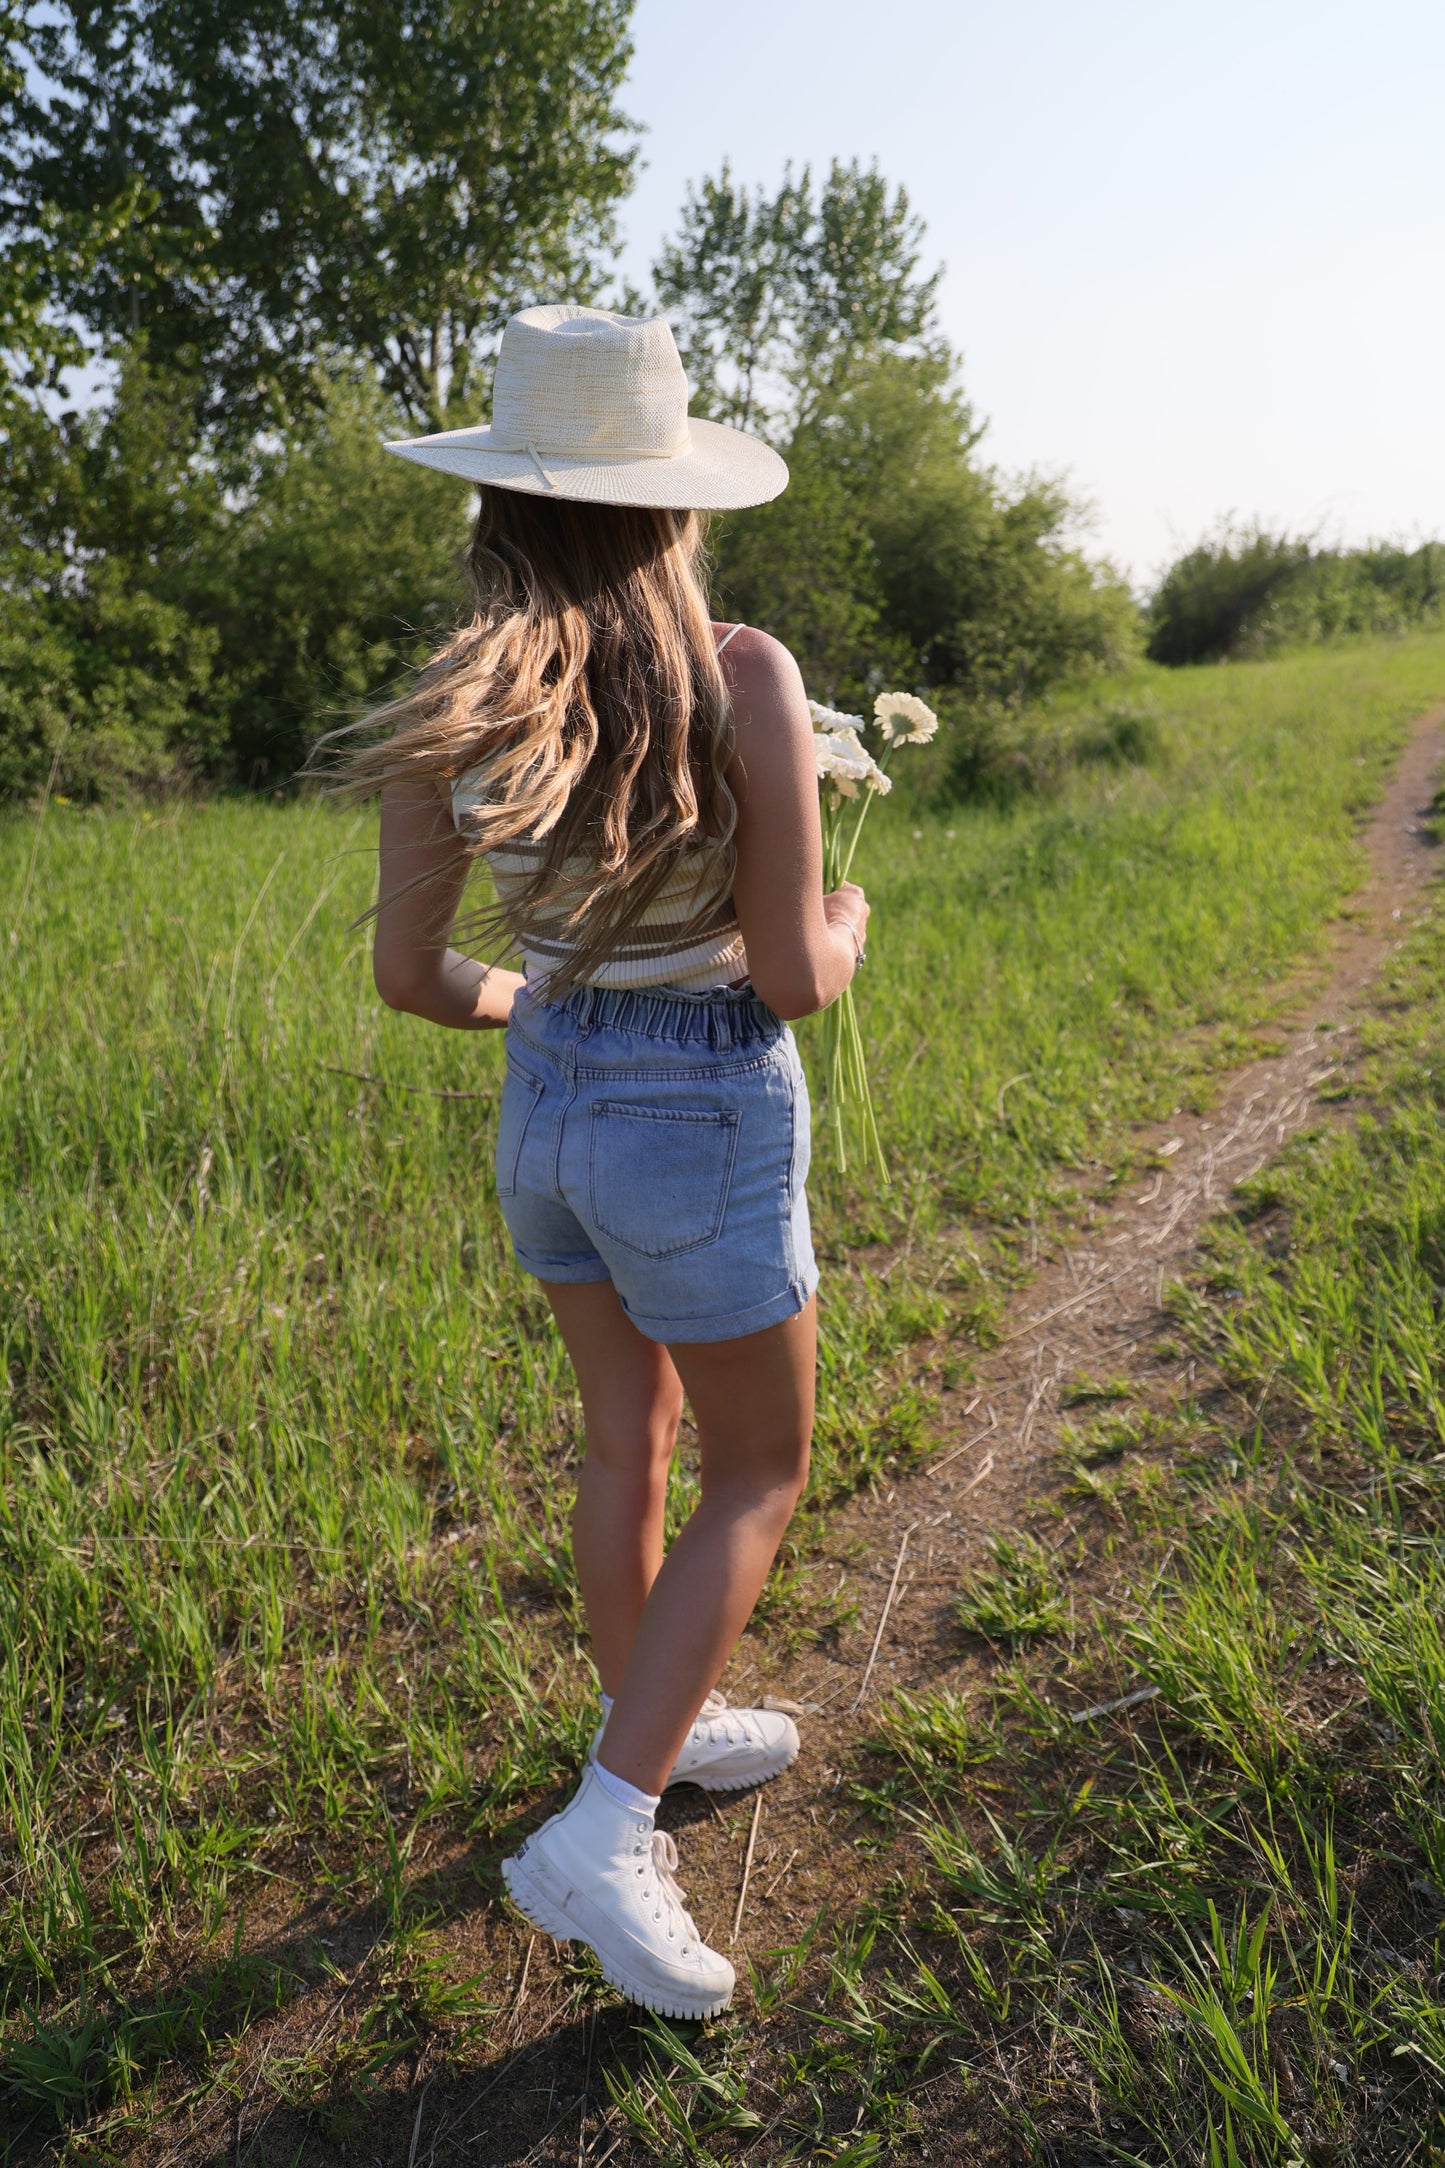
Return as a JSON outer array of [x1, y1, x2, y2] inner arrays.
[[326, 488, 736, 991]]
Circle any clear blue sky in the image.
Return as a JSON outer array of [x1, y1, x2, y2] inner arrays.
[[616, 0, 1445, 583]]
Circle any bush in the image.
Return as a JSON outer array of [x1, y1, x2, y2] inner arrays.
[[713, 354, 1138, 712], [938, 692, 1161, 807], [1148, 522, 1445, 666]]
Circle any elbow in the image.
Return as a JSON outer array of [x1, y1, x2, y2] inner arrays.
[[373, 950, 421, 1013], [749, 965, 831, 1023]]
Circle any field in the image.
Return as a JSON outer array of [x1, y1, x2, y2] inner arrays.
[[5, 632, 1445, 2164]]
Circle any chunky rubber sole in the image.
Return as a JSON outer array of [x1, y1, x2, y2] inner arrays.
[[500, 1852, 735, 2021], [665, 1734, 801, 1794]]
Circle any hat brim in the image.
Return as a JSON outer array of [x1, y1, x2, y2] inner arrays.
[[381, 416, 788, 512]]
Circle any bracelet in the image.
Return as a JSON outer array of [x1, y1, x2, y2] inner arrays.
[[844, 921, 866, 977]]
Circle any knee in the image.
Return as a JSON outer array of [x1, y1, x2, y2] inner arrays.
[[704, 1424, 811, 1521], [584, 1382, 683, 1484]]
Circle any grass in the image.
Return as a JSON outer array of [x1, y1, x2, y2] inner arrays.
[[822, 820, 1445, 2161], [2, 630, 1445, 2158], [954, 1536, 1068, 1646]]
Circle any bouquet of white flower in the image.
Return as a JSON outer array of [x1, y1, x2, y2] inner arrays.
[[809, 690, 940, 1180]]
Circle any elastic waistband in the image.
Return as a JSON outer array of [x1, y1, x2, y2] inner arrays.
[[523, 979, 781, 1051]]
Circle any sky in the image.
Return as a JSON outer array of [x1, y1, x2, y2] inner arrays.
[[615, 0, 1445, 584]]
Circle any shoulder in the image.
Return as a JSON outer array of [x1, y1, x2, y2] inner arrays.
[[713, 624, 808, 725], [712, 627, 814, 797]]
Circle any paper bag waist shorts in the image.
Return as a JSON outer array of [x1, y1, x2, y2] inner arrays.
[[494, 980, 817, 1345]]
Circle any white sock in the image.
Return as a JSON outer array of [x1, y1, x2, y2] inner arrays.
[[590, 1758, 661, 1817], [599, 1691, 615, 1718]]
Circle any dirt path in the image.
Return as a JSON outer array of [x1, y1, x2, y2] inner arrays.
[[659, 703, 1445, 1965]]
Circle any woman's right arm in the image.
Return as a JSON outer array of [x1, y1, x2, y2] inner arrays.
[[722, 630, 870, 1022], [372, 778, 524, 1029]]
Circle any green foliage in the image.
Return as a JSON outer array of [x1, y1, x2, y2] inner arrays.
[[0, 353, 468, 791], [0, 362, 227, 794], [655, 158, 944, 435], [657, 164, 1136, 712], [5, 0, 637, 437], [0, 126, 1143, 798], [710, 352, 1137, 714], [955, 1535, 1067, 1645], [1149, 519, 1445, 666]]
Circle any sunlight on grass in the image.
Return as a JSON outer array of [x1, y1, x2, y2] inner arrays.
[[3, 632, 1445, 2150]]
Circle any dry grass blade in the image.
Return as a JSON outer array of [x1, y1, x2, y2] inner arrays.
[[1001, 1267, 1133, 1342], [1069, 1683, 1161, 1725], [852, 1520, 922, 1712], [929, 1410, 999, 1477], [731, 1790, 764, 1945]]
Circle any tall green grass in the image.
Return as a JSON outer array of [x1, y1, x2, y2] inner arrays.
[[3, 632, 1444, 2150]]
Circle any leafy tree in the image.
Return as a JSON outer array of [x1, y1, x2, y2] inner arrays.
[[4, 0, 637, 438], [0, 360, 226, 793], [655, 159, 943, 435], [199, 376, 468, 781], [661, 170, 1135, 712], [0, 353, 467, 794], [836, 356, 1137, 703]]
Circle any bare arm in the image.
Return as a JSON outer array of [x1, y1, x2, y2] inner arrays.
[[721, 628, 869, 1021], [372, 778, 523, 1029]]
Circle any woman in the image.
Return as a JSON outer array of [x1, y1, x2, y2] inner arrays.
[[344, 305, 869, 2019]]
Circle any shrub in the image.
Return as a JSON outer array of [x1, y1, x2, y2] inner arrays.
[[1148, 521, 1445, 666], [716, 353, 1138, 713]]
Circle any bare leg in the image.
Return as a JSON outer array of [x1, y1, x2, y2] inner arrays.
[[595, 1300, 815, 1796], [544, 1281, 684, 1696]]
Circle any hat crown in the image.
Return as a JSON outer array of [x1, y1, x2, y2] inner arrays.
[[490, 305, 691, 462]]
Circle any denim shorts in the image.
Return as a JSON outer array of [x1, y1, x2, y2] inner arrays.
[[495, 980, 817, 1344]]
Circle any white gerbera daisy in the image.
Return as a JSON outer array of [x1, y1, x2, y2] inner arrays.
[[808, 699, 866, 736], [812, 727, 890, 801], [873, 691, 939, 746]]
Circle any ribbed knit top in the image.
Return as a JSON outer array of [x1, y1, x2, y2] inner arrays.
[[449, 625, 748, 993]]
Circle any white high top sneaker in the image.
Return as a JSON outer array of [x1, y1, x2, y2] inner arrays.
[[501, 1767, 735, 2019], [654, 1692, 802, 1793], [588, 1693, 800, 1795]]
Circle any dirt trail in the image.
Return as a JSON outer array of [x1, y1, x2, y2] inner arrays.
[[662, 704, 1445, 1956]]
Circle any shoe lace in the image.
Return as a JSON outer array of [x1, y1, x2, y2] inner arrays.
[[692, 1690, 757, 1749], [642, 1829, 700, 1951]]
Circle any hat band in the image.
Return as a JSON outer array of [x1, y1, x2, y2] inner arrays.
[[488, 432, 690, 464]]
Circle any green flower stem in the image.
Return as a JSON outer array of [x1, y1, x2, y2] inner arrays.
[[817, 789, 890, 1184]]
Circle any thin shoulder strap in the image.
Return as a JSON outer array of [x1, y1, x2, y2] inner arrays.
[[714, 622, 746, 656]]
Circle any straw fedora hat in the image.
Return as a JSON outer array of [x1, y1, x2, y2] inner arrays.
[[383, 303, 788, 511]]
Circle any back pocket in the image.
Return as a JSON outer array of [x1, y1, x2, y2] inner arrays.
[[495, 1057, 545, 1198], [588, 1101, 740, 1258]]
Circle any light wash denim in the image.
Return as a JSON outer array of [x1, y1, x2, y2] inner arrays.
[[495, 980, 817, 1344]]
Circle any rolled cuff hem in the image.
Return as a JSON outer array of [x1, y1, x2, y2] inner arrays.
[[622, 1267, 819, 1346], [512, 1250, 612, 1286]]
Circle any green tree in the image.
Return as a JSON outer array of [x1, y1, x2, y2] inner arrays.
[[0, 353, 466, 794], [199, 376, 468, 781], [655, 158, 943, 435], [4, 0, 637, 438], [0, 360, 226, 794], [661, 168, 1136, 711]]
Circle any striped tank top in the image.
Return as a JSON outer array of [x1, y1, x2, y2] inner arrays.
[[449, 624, 748, 994]]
